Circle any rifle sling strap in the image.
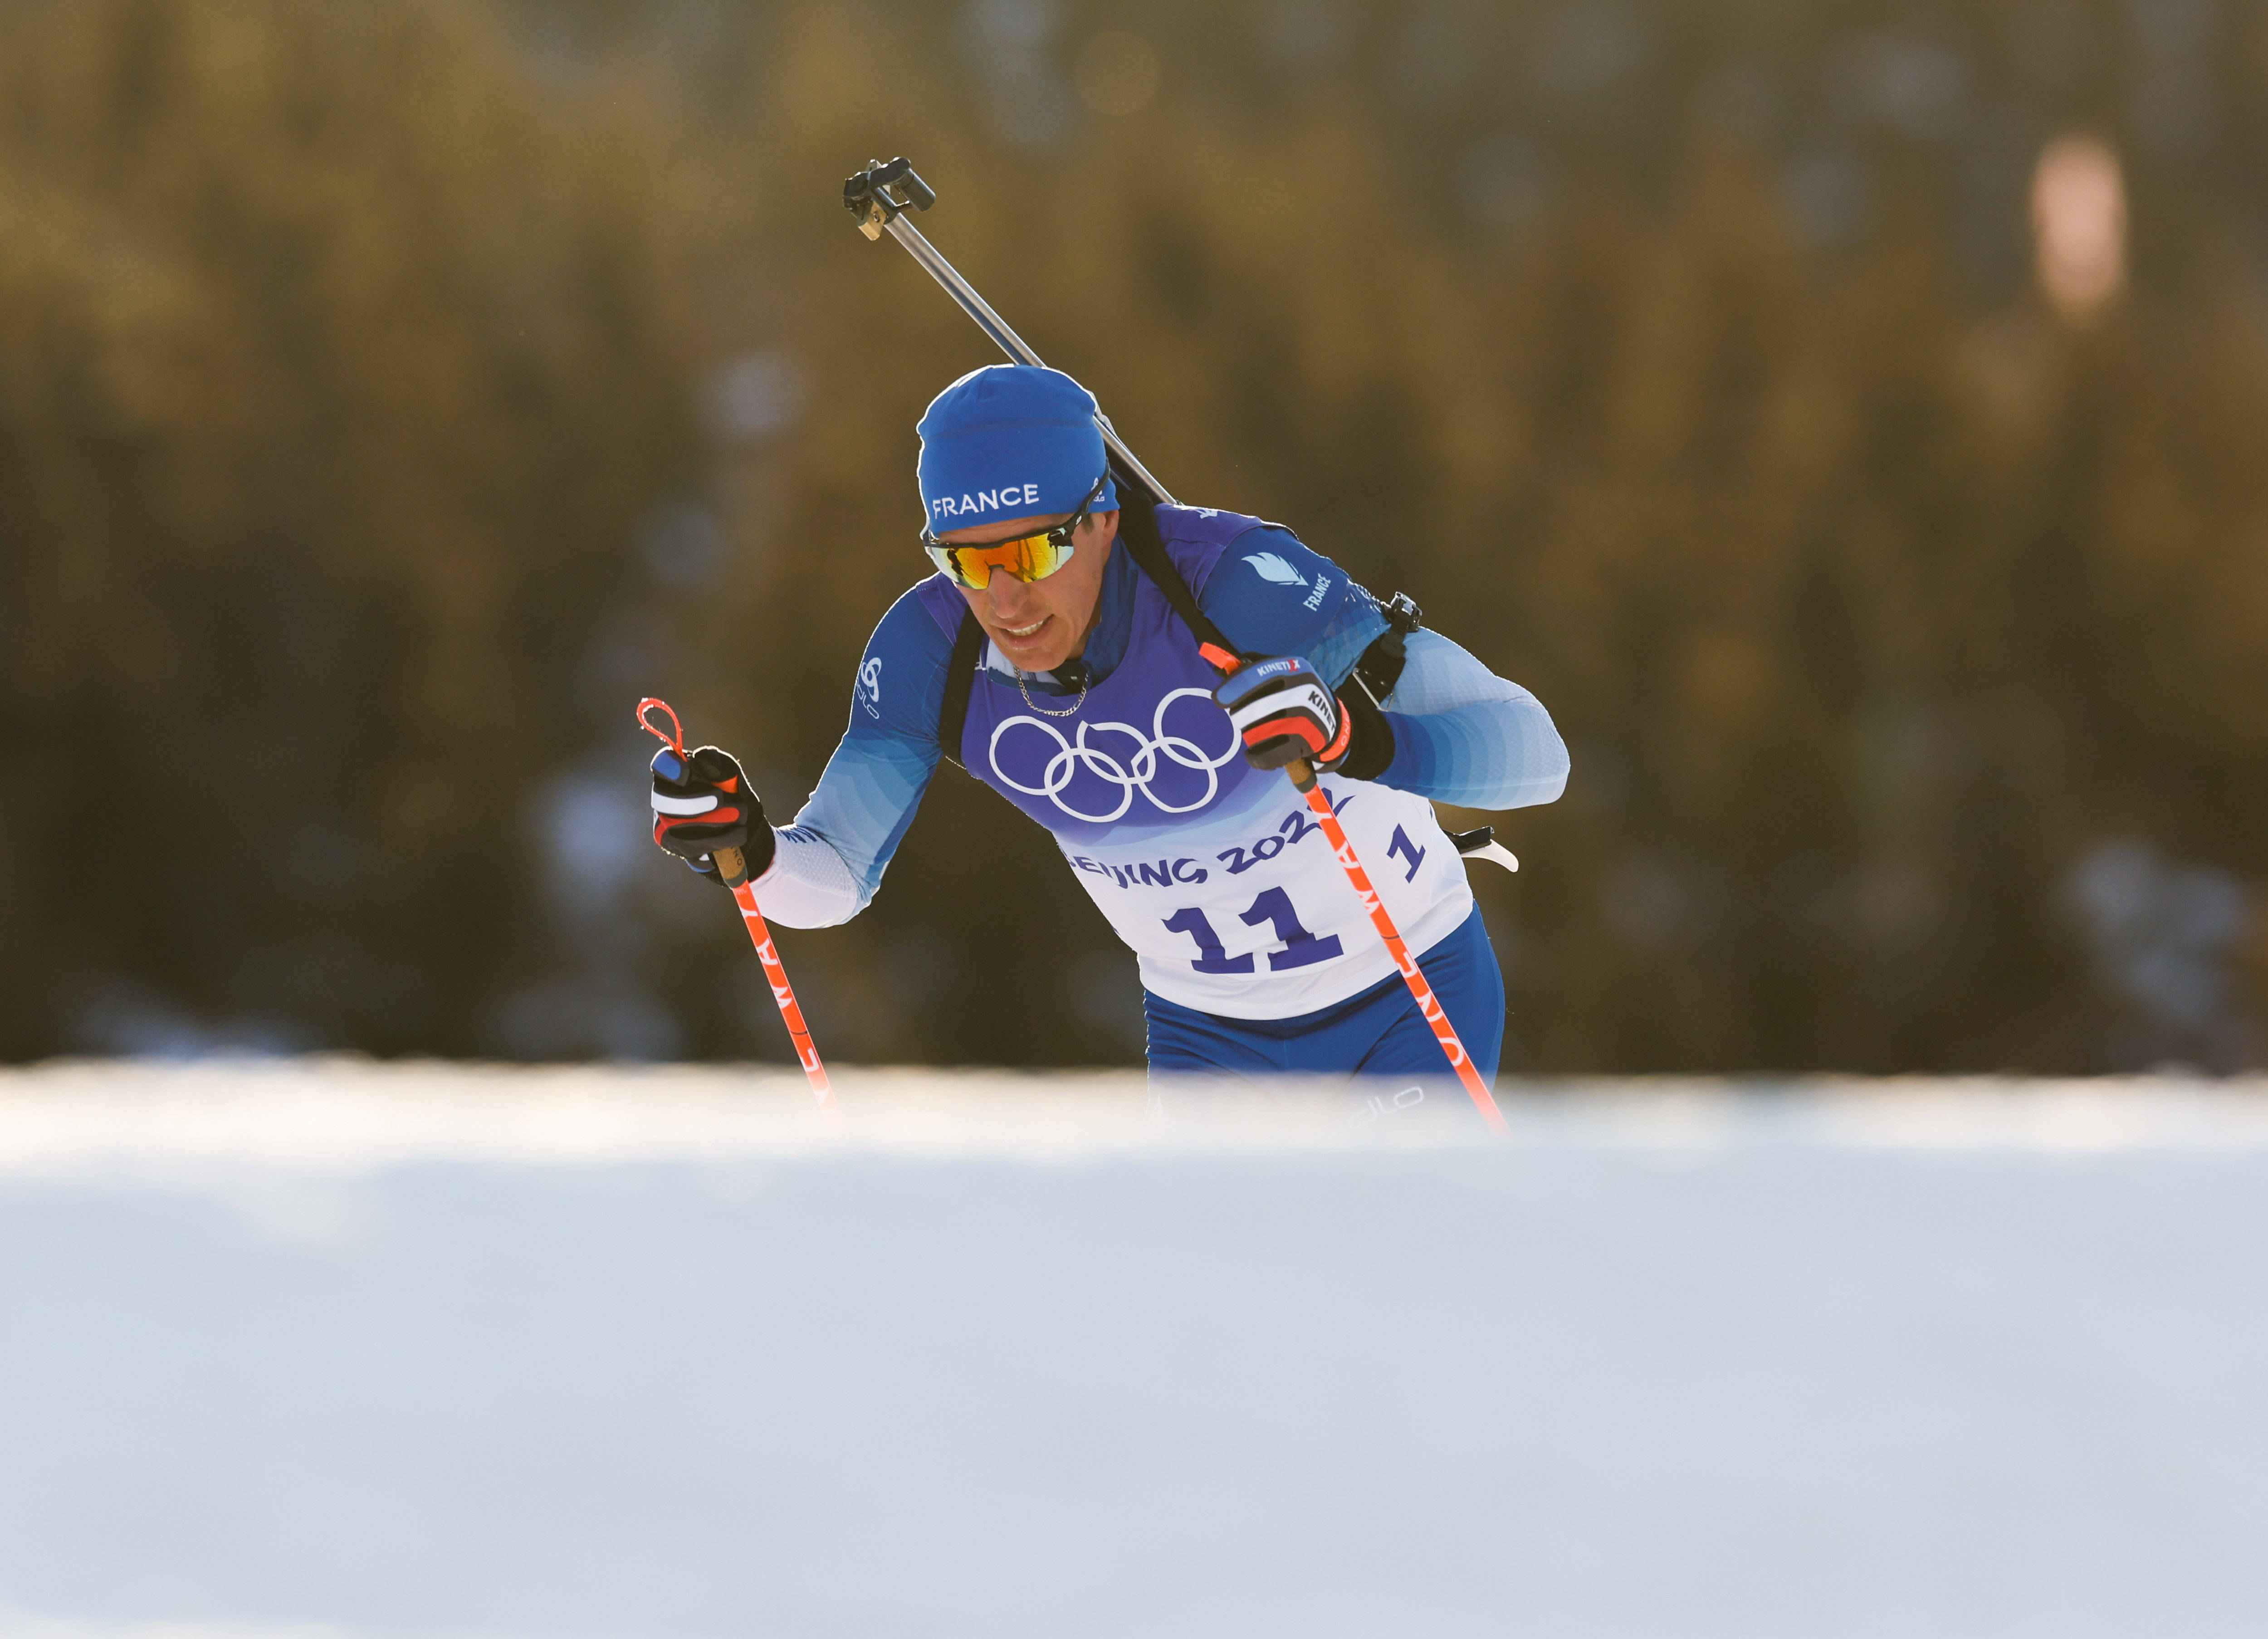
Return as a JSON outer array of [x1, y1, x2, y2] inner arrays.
[[1108, 459, 1240, 663], [937, 607, 986, 770], [935, 458, 1413, 763]]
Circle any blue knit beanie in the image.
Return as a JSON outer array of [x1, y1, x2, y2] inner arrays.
[[916, 365, 1118, 532]]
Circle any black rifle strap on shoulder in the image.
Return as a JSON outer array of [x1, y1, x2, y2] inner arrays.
[[1109, 454, 1243, 667], [936, 606, 985, 768]]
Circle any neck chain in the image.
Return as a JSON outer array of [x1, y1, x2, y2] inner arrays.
[[1017, 668, 1088, 718]]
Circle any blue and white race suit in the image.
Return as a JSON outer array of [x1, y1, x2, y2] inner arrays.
[[750, 505, 1569, 1031]]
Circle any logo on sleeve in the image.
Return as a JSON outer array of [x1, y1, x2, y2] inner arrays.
[[1242, 551, 1308, 588], [858, 657, 884, 718]]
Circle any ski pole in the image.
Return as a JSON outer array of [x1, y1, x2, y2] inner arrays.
[[1283, 758, 1508, 1131], [637, 697, 837, 1117]]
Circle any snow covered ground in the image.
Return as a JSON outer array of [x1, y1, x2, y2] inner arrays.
[[3, 1059, 2265, 1639]]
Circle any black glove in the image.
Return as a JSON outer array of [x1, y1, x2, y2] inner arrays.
[[1212, 656, 1394, 779], [649, 744, 775, 884]]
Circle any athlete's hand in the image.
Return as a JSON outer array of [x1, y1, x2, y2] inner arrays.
[[649, 744, 775, 883], [1213, 656, 1391, 777]]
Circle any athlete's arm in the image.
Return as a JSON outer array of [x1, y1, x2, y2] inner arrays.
[[751, 587, 951, 927], [1198, 525, 1567, 810], [1375, 630, 1569, 809]]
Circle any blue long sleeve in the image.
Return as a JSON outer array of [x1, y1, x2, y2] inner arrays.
[[763, 587, 950, 924], [1377, 630, 1569, 809]]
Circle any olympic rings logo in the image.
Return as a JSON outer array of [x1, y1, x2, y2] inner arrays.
[[989, 687, 1239, 823]]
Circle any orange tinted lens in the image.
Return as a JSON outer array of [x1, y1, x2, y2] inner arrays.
[[930, 530, 1072, 590]]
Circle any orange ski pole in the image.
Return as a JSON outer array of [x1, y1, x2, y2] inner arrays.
[[638, 698, 836, 1117], [1287, 758, 1507, 1132]]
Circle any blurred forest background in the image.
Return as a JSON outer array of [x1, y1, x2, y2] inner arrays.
[[2, 0, 2263, 1073]]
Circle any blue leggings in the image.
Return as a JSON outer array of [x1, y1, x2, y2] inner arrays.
[[1143, 906, 1504, 1084]]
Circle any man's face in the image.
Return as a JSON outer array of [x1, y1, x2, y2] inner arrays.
[[947, 508, 1119, 674]]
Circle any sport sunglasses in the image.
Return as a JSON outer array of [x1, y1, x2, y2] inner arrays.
[[921, 474, 1109, 590]]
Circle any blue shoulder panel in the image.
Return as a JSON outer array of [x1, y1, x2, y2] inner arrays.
[[1199, 523, 1388, 689]]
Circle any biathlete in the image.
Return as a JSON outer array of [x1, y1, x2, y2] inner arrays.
[[647, 365, 1569, 1088]]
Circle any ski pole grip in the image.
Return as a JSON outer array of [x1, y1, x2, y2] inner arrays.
[[712, 845, 749, 888], [1287, 757, 1319, 793]]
